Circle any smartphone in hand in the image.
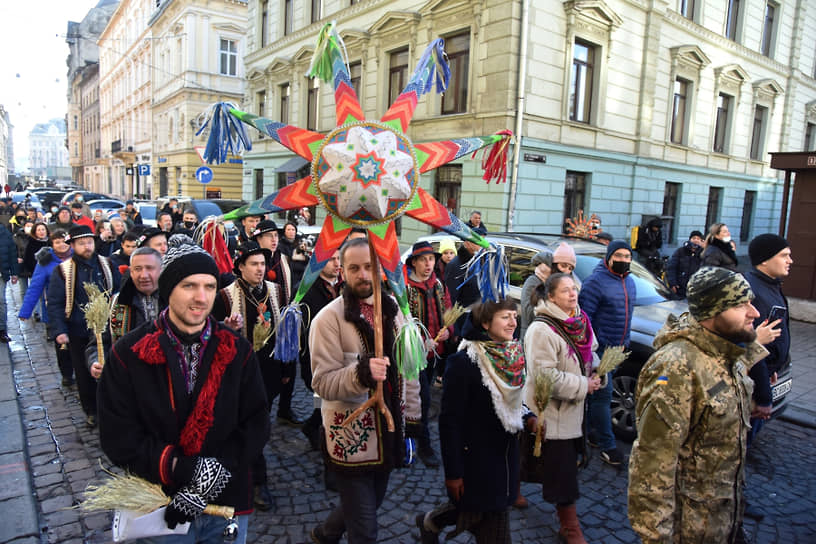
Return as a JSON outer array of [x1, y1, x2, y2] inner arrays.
[[767, 305, 786, 323]]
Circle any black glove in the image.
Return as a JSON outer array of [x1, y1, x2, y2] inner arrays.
[[164, 488, 205, 529], [355, 355, 378, 389]]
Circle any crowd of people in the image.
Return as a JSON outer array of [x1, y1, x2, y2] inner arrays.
[[0, 192, 795, 544]]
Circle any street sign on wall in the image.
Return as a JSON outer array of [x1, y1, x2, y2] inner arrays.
[[195, 166, 213, 184], [138, 164, 151, 176]]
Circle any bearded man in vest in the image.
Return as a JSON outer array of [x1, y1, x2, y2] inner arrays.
[[47, 225, 121, 427]]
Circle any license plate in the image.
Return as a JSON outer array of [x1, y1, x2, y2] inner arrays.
[[772, 379, 792, 401]]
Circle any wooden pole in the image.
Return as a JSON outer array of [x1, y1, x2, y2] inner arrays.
[[341, 238, 395, 431]]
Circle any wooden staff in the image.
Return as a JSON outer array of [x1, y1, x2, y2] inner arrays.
[[342, 238, 395, 431]]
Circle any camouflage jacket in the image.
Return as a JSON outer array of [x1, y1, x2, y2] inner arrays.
[[628, 313, 767, 544]]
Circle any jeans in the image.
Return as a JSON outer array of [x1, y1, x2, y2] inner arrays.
[[586, 375, 616, 451], [136, 513, 249, 544], [320, 470, 390, 544], [0, 278, 7, 332], [747, 417, 766, 447]]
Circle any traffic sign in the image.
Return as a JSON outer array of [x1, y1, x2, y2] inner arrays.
[[138, 164, 151, 176], [194, 146, 207, 164], [195, 166, 213, 184]]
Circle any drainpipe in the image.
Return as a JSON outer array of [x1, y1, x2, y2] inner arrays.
[[506, 0, 530, 232]]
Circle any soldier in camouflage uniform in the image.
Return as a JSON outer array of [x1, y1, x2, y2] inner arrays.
[[628, 267, 768, 543]]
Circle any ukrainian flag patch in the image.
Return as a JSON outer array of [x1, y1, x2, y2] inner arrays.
[[656, 375, 668, 386]]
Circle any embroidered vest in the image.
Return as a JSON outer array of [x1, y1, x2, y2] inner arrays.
[[223, 280, 282, 341], [59, 256, 114, 319]]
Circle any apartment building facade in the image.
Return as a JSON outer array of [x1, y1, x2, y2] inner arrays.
[[241, 0, 816, 249], [148, 0, 248, 200]]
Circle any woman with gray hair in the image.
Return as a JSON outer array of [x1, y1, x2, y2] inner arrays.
[[519, 249, 552, 339]]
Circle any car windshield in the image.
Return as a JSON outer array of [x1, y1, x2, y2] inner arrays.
[[138, 204, 156, 221], [574, 253, 672, 305]]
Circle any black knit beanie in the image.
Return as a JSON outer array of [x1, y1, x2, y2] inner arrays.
[[159, 234, 219, 302], [748, 234, 789, 266], [605, 240, 632, 264]]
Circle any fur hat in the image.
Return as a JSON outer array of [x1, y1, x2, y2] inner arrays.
[[159, 234, 219, 302], [748, 234, 789, 266], [686, 267, 753, 322], [551, 242, 576, 267]]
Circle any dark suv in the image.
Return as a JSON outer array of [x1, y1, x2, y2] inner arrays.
[[410, 232, 792, 440]]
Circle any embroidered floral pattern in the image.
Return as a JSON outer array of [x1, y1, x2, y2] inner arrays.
[[327, 408, 376, 461]]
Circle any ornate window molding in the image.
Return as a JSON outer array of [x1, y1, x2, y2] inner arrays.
[[666, 45, 711, 146]]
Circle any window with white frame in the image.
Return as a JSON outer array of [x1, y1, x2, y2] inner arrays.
[[679, 0, 696, 21], [725, 0, 742, 41], [570, 39, 596, 124], [349, 61, 362, 97], [280, 83, 290, 125], [388, 48, 409, 107], [668, 46, 710, 147], [307, 79, 319, 131], [713, 93, 733, 153], [671, 78, 690, 145], [760, 2, 778, 57], [441, 32, 470, 115], [219, 39, 237, 76], [750, 105, 768, 160], [805, 122, 816, 151]]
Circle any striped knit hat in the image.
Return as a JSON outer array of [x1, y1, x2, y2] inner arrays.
[[159, 234, 220, 302]]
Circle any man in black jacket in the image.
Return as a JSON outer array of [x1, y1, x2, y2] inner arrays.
[[444, 225, 486, 308], [86, 247, 163, 379], [0, 223, 19, 342], [252, 220, 293, 306], [666, 230, 704, 299], [98, 237, 269, 541], [47, 225, 120, 426], [744, 234, 792, 444]]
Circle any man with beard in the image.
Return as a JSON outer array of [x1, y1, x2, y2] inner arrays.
[[86, 247, 163, 380], [252, 220, 292, 306], [308, 237, 421, 544], [406, 241, 451, 468], [98, 237, 269, 542], [298, 249, 342, 450], [628, 267, 767, 544], [47, 225, 120, 426], [211, 241, 286, 511]]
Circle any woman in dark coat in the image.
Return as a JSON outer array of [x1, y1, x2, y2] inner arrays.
[[701, 222, 738, 271], [417, 299, 532, 544]]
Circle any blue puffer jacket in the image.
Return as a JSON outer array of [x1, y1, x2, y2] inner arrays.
[[19, 247, 72, 322], [578, 262, 636, 348]]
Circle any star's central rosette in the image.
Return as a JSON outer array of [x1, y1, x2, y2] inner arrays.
[[313, 122, 418, 226]]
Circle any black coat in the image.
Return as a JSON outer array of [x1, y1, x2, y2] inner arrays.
[[701, 239, 738, 271], [98, 318, 270, 514], [46, 254, 120, 340], [666, 241, 702, 298], [299, 277, 342, 390], [744, 268, 791, 407], [444, 245, 480, 308], [439, 315, 520, 512]]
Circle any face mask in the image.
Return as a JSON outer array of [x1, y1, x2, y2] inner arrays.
[[184, 221, 196, 229], [721, 236, 732, 243], [610, 261, 630, 275], [76, 197, 83, 203], [73, 212, 82, 218], [24, 225, 32, 234], [51, 207, 58, 214]]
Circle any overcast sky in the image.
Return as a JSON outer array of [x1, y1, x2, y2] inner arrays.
[[0, 0, 101, 172]]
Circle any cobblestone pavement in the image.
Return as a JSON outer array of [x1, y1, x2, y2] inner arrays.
[[7, 285, 816, 543]]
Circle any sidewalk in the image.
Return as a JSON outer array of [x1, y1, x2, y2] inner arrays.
[[778, 319, 816, 429]]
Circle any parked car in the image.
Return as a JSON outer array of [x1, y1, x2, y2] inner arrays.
[[405, 232, 792, 440], [133, 201, 157, 228], [9, 192, 43, 209], [60, 191, 109, 205], [155, 197, 246, 221], [87, 199, 126, 216], [30, 188, 68, 210]]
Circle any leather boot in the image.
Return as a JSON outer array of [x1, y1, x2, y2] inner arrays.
[[556, 503, 587, 544], [513, 480, 528, 509]]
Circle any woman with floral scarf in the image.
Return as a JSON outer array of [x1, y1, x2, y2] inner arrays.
[[523, 273, 602, 544], [416, 299, 532, 544]]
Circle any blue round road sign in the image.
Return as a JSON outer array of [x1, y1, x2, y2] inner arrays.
[[195, 166, 213, 184]]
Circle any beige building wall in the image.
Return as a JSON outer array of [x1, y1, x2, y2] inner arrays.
[[149, 0, 247, 200], [99, 0, 154, 198], [67, 79, 83, 182]]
